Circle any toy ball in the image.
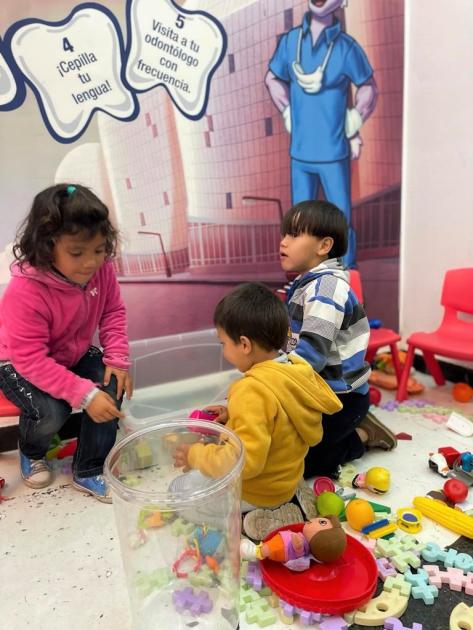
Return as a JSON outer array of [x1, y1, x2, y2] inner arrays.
[[369, 386, 382, 406], [443, 479, 468, 504], [452, 382, 473, 403], [315, 491, 345, 517], [345, 499, 375, 531]]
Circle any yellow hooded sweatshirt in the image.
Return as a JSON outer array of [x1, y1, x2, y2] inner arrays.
[[187, 354, 342, 507]]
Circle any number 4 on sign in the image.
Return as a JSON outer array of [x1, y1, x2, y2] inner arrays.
[[63, 37, 74, 52]]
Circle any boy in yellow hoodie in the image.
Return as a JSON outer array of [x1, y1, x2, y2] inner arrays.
[[173, 283, 342, 523]]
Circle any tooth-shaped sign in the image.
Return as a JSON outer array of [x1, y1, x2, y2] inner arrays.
[[6, 5, 138, 143], [0, 43, 23, 110], [126, 0, 226, 119]]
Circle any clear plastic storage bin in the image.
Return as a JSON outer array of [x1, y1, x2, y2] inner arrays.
[[105, 419, 244, 630], [123, 330, 240, 434]]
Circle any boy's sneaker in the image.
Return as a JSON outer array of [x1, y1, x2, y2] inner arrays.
[[72, 474, 112, 503], [295, 479, 318, 519], [243, 503, 303, 541], [358, 411, 397, 450], [19, 450, 52, 489]]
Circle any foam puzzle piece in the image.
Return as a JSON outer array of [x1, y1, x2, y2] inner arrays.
[[171, 516, 195, 536], [421, 541, 473, 572], [172, 586, 213, 614], [404, 569, 439, 605], [376, 538, 422, 573], [240, 588, 260, 609], [319, 616, 349, 629], [423, 565, 473, 595], [377, 557, 398, 580], [133, 567, 173, 597], [384, 618, 422, 630], [188, 564, 214, 587], [354, 590, 409, 625], [134, 440, 153, 467], [450, 602, 473, 630], [246, 561, 263, 590], [279, 600, 323, 626], [245, 596, 277, 627], [384, 573, 412, 597]]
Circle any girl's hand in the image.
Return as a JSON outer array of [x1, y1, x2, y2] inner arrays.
[[104, 366, 133, 400], [203, 405, 228, 424], [86, 390, 124, 423], [173, 444, 191, 472]]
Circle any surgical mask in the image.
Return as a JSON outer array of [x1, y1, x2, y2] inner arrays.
[[292, 29, 334, 94]]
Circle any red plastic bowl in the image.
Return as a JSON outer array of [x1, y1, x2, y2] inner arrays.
[[259, 524, 377, 614]]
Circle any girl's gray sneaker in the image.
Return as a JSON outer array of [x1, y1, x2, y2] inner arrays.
[[19, 449, 52, 489]]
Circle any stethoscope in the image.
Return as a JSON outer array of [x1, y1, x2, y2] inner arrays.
[[292, 28, 334, 94]]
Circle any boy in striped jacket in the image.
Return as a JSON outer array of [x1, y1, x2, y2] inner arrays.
[[280, 200, 396, 478]]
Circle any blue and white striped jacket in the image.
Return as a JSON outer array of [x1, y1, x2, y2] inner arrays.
[[286, 259, 370, 394]]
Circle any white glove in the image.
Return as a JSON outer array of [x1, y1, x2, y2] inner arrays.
[[282, 105, 291, 134], [345, 107, 363, 139], [349, 134, 363, 160]]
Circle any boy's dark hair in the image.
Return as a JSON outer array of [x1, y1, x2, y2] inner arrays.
[[214, 282, 288, 351], [281, 200, 348, 258], [13, 183, 118, 270]]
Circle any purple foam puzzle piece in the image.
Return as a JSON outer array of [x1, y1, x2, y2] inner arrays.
[[377, 557, 398, 580], [384, 618, 423, 630], [172, 586, 213, 615], [246, 561, 263, 590], [319, 616, 349, 630]]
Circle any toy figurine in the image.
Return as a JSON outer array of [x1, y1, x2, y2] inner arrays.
[[428, 452, 450, 477], [352, 466, 390, 494], [240, 515, 347, 571], [461, 452, 473, 474]]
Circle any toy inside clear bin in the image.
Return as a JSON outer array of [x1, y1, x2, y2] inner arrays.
[[104, 420, 244, 630]]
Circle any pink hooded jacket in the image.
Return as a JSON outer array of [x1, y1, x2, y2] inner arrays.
[[0, 261, 129, 409]]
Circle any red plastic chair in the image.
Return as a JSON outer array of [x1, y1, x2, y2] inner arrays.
[[0, 390, 20, 417], [397, 268, 473, 401], [349, 270, 402, 382]]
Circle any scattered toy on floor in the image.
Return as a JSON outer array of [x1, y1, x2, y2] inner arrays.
[[240, 516, 347, 570], [352, 467, 391, 494], [452, 382, 473, 403]]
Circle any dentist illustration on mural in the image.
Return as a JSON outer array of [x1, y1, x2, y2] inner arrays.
[[265, 0, 377, 268]]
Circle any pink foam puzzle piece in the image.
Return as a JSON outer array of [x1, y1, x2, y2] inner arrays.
[[424, 565, 473, 595]]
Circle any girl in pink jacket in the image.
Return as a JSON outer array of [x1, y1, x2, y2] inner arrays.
[[0, 184, 132, 501]]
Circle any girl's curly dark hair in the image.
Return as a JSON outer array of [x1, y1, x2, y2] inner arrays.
[[13, 183, 119, 270]]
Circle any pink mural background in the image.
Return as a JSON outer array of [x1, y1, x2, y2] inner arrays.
[[0, 0, 404, 340]]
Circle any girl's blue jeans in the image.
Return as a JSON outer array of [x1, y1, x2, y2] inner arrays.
[[0, 347, 121, 477]]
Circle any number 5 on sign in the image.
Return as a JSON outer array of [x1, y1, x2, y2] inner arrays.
[[126, 0, 227, 119]]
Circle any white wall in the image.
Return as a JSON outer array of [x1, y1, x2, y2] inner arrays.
[[400, 0, 473, 343]]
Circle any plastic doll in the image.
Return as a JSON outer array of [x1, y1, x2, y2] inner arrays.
[[240, 515, 346, 571]]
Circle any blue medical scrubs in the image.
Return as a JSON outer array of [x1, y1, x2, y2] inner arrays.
[[269, 15, 373, 268]]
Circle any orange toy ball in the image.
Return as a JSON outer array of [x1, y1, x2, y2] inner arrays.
[[452, 383, 473, 403], [345, 499, 375, 531]]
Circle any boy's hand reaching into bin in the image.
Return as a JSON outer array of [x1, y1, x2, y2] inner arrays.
[[173, 443, 192, 472], [202, 405, 228, 424]]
